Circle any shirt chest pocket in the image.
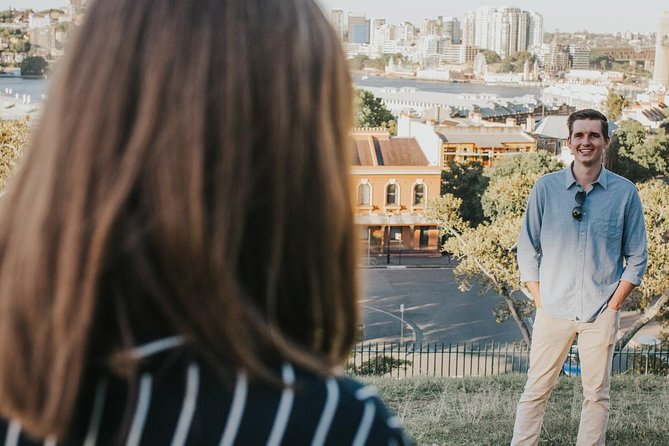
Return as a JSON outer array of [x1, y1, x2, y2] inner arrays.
[[592, 220, 622, 239]]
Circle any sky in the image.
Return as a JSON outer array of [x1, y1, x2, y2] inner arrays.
[[0, 0, 666, 34]]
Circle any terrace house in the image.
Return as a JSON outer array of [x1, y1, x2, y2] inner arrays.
[[350, 129, 442, 255]]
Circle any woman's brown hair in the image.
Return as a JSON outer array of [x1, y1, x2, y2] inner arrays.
[[0, 0, 357, 438]]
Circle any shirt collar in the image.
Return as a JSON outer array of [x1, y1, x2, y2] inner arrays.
[[564, 162, 609, 191]]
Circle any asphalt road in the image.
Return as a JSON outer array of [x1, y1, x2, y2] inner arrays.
[[360, 268, 526, 346]]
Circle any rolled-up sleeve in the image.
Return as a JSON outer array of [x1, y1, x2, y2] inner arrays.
[[620, 190, 648, 285], [517, 183, 543, 283]]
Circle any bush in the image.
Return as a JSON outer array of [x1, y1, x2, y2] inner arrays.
[[0, 119, 29, 189], [347, 355, 412, 376]]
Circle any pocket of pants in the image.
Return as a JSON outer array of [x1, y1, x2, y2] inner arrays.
[[605, 307, 621, 335]]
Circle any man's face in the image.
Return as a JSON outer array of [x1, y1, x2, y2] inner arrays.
[[568, 119, 610, 168]]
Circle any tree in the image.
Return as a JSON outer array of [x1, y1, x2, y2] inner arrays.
[[481, 50, 501, 64], [428, 195, 533, 344], [615, 179, 669, 349], [482, 151, 563, 220], [440, 161, 489, 227], [590, 53, 612, 71], [499, 51, 534, 73], [660, 107, 669, 133], [608, 120, 669, 182], [604, 90, 630, 122], [353, 90, 396, 134], [430, 150, 669, 349], [0, 119, 29, 190], [9, 39, 30, 54], [428, 152, 563, 344], [348, 55, 369, 71], [20, 56, 48, 76], [364, 58, 386, 71]]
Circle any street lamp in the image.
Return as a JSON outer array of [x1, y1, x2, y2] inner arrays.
[[385, 212, 391, 264]]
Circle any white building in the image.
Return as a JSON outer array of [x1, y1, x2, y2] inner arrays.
[[329, 10, 346, 41], [28, 14, 51, 29], [653, 11, 669, 88], [465, 6, 541, 57], [542, 84, 608, 111], [527, 11, 544, 49], [462, 11, 475, 46], [473, 6, 494, 50]]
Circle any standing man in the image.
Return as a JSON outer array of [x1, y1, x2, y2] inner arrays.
[[512, 109, 647, 446]]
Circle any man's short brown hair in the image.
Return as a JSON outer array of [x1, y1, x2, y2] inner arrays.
[[567, 109, 609, 140]]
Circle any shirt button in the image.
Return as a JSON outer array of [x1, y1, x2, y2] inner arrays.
[[580, 231, 584, 235]]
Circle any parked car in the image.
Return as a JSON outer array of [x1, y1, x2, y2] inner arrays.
[[562, 345, 581, 376]]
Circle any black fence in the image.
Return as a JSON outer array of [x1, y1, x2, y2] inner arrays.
[[346, 342, 669, 378]]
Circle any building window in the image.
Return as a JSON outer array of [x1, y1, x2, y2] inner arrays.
[[414, 184, 425, 205], [386, 183, 398, 206], [357, 183, 371, 206], [390, 227, 402, 242]]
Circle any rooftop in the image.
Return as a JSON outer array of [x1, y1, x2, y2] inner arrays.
[[351, 136, 430, 166]]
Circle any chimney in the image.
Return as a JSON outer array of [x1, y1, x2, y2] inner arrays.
[[525, 115, 536, 132]]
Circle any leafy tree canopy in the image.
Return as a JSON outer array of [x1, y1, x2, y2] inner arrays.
[[499, 51, 534, 73], [608, 120, 669, 182], [617, 179, 669, 347], [481, 50, 501, 64], [660, 108, 669, 132], [482, 151, 563, 221], [20, 56, 47, 76], [353, 89, 396, 134], [0, 119, 29, 189], [604, 90, 630, 122], [427, 194, 533, 344], [348, 54, 410, 72], [431, 146, 669, 348], [440, 160, 489, 227], [348, 55, 369, 71]]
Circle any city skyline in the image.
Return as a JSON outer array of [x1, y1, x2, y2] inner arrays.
[[319, 0, 663, 34], [0, 0, 665, 35]]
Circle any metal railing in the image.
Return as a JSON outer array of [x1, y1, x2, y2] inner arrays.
[[346, 342, 669, 378]]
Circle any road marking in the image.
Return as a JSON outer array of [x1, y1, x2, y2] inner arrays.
[[362, 305, 423, 346]]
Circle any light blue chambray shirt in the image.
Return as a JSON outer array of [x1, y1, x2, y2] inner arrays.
[[517, 164, 647, 322]]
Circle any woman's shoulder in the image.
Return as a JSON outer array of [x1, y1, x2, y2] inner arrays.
[[132, 357, 414, 445], [0, 347, 413, 445], [287, 366, 412, 445]]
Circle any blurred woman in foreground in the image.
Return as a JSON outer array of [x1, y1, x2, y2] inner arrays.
[[0, 0, 411, 444]]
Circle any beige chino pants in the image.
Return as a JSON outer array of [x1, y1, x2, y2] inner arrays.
[[511, 307, 620, 446]]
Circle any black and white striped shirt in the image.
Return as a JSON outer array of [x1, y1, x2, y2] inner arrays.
[[0, 337, 412, 445]]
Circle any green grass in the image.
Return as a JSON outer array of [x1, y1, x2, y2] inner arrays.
[[364, 374, 669, 445]]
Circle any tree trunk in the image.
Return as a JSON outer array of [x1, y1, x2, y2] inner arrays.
[[615, 289, 669, 350], [501, 291, 532, 345]]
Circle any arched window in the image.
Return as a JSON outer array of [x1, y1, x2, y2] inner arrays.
[[413, 183, 425, 205], [357, 183, 371, 206], [386, 183, 398, 205]]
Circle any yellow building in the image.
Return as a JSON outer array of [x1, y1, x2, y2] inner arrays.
[[350, 129, 442, 256], [439, 125, 537, 167]]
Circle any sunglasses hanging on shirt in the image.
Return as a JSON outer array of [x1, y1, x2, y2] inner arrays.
[[572, 190, 586, 221]]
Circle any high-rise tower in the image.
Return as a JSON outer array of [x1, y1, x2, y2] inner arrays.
[[653, 11, 669, 88], [347, 13, 370, 44], [329, 10, 346, 41]]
